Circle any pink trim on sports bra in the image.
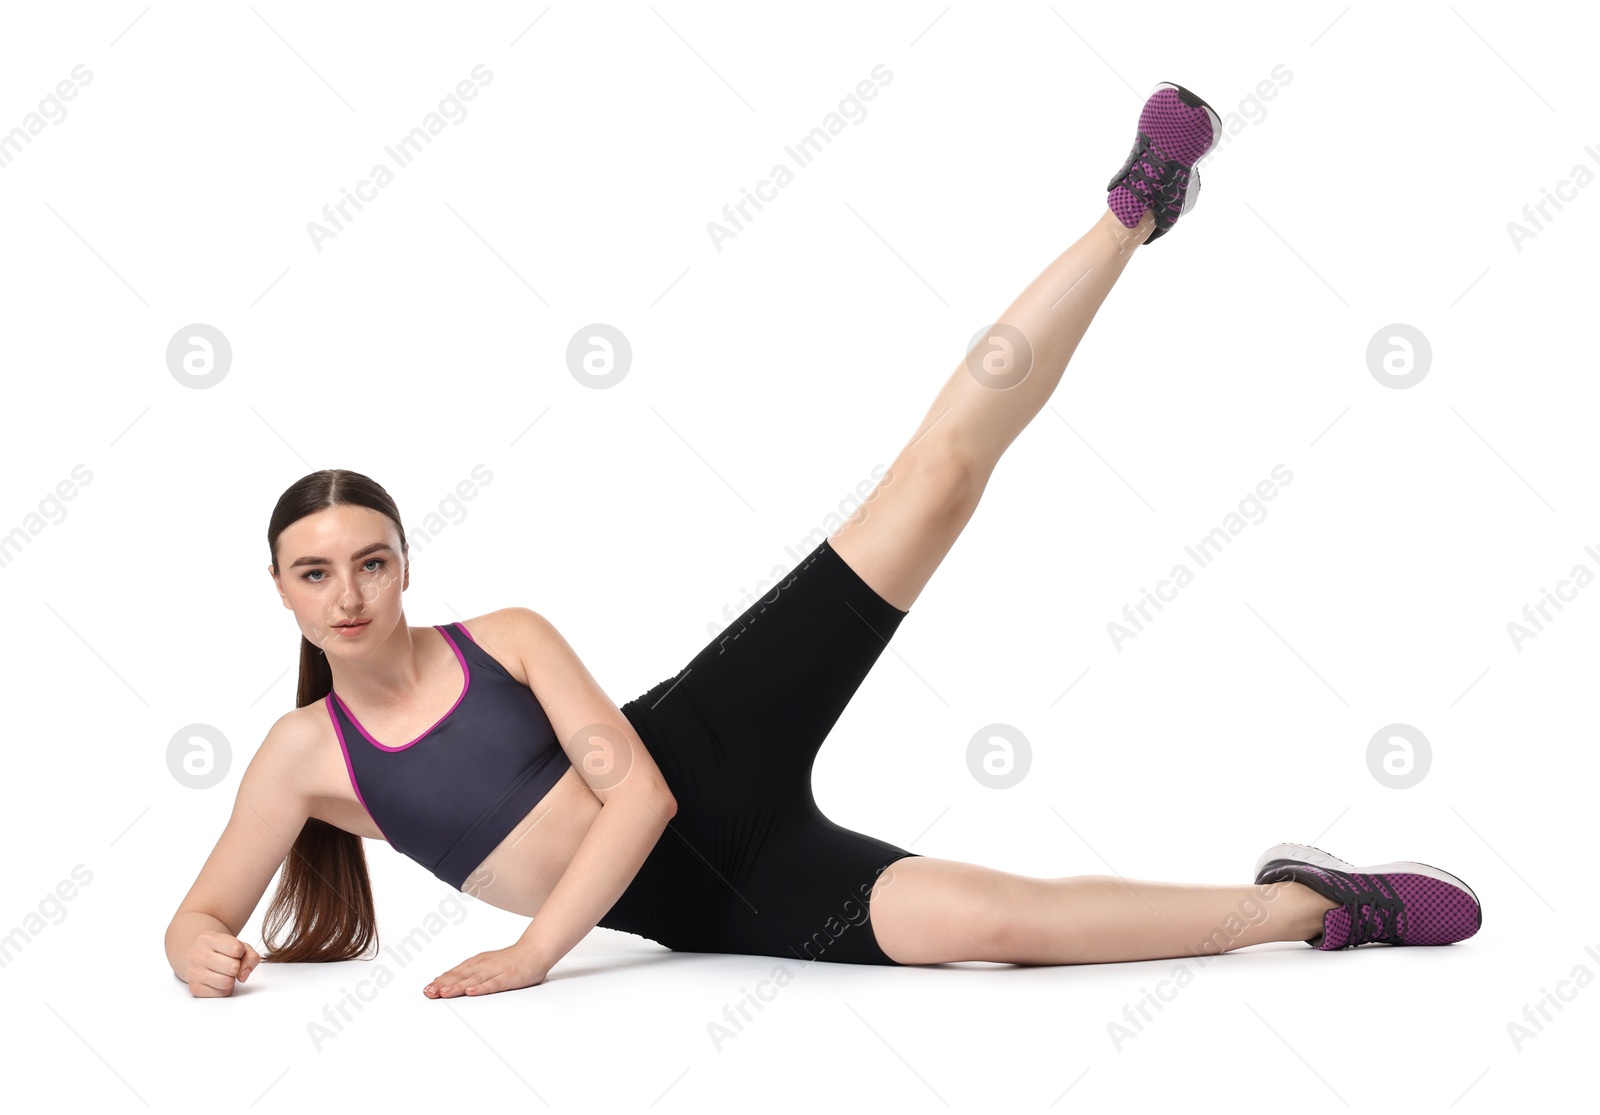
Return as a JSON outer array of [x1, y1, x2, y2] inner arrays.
[[324, 692, 395, 844], [329, 625, 472, 752]]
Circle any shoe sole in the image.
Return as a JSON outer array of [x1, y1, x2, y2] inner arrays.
[[1254, 842, 1483, 918], [1146, 82, 1223, 223]]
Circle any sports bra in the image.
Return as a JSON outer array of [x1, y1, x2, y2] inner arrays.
[[324, 621, 573, 890]]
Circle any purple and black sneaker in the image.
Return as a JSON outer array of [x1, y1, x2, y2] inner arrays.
[[1106, 82, 1222, 242], [1254, 843, 1483, 950]]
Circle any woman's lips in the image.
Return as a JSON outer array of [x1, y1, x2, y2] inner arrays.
[[334, 621, 370, 635]]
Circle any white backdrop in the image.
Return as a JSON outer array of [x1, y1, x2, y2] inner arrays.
[[0, 1, 1592, 1110]]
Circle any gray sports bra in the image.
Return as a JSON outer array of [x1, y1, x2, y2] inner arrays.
[[324, 622, 572, 889]]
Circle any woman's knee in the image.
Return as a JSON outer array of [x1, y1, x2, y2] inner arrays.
[[870, 857, 1032, 964], [903, 436, 985, 517]]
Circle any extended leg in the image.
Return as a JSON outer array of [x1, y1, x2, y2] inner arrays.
[[830, 207, 1155, 612], [869, 856, 1338, 965]]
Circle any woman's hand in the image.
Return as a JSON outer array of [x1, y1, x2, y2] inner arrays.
[[424, 945, 548, 998], [183, 930, 261, 998]]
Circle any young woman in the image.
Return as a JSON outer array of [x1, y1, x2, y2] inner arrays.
[[165, 83, 1481, 999]]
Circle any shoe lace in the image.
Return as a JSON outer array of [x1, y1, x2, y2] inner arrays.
[[1108, 131, 1191, 227], [1319, 868, 1407, 947]]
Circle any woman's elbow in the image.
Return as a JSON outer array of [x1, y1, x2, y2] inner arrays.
[[646, 781, 677, 820], [607, 776, 676, 819]]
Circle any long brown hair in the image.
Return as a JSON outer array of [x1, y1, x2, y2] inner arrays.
[[259, 468, 407, 963]]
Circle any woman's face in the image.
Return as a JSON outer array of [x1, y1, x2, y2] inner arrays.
[[271, 504, 408, 656]]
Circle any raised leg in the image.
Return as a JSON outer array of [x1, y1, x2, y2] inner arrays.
[[869, 856, 1339, 965], [830, 207, 1156, 612]]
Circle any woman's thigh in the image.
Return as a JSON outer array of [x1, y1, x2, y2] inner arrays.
[[866, 856, 1041, 965], [640, 534, 911, 796], [703, 795, 921, 967], [600, 715, 922, 965], [827, 434, 981, 613]]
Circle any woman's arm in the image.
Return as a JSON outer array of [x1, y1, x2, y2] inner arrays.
[[165, 712, 312, 993], [511, 760, 673, 972], [425, 608, 677, 996]]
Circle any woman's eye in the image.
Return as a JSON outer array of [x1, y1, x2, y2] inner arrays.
[[300, 559, 384, 583]]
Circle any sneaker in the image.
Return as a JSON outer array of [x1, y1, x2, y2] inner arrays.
[[1106, 82, 1222, 242], [1254, 842, 1483, 950]]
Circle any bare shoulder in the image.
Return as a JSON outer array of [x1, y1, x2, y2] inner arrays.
[[255, 705, 319, 772], [453, 607, 551, 688], [254, 705, 324, 782], [269, 700, 355, 805]]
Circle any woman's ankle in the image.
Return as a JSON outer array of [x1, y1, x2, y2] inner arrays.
[[1101, 205, 1155, 253], [1275, 880, 1338, 942]]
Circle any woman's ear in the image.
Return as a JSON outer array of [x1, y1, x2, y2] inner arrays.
[[268, 562, 289, 605]]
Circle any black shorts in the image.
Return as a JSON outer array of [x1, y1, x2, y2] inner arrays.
[[605, 534, 920, 966]]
